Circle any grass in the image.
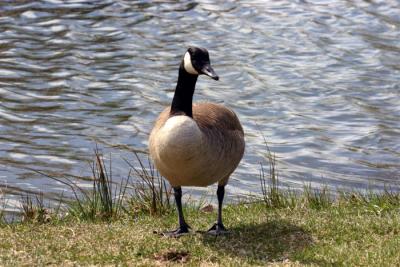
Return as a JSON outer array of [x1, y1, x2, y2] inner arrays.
[[124, 152, 172, 216], [20, 193, 53, 224], [1, 200, 399, 266], [0, 188, 5, 225], [1, 146, 400, 265], [32, 149, 130, 221], [65, 150, 130, 221]]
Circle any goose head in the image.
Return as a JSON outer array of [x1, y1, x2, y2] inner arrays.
[[182, 46, 219, 81]]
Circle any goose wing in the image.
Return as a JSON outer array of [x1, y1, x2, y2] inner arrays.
[[193, 103, 244, 134], [193, 103, 245, 184]]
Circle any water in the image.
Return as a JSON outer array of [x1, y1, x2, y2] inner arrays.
[[1, 0, 399, 211]]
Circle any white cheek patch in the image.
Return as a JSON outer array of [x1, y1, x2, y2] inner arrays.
[[183, 52, 199, 75]]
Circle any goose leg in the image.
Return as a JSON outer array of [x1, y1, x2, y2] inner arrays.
[[163, 186, 190, 237], [207, 185, 229, 236]]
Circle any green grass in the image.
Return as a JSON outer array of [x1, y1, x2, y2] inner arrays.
[[1, 199, 400, 266], [1, 146, 400, 265]]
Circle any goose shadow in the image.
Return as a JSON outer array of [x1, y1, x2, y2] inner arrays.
[[199, 219, 319, 264]]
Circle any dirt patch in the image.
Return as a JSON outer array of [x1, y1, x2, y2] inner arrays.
[[154, 249, 190, 263], [200, 204, 214, 213]]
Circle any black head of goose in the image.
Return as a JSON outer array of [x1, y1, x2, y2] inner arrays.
[[149, 46, 245, 237]]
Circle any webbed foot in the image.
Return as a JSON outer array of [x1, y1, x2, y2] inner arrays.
[[206, 222, 229, 236], [162, 224, 191, 238]]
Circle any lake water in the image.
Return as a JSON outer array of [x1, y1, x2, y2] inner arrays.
[[1, 0, 399, 211]]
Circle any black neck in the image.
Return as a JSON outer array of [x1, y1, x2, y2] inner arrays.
[[170, 62, 198, 117]]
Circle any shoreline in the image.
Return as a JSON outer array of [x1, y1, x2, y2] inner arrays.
[[1, 151, 399, 265]]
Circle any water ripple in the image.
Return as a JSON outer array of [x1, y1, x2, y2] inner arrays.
[[0, 0, 399, 203]]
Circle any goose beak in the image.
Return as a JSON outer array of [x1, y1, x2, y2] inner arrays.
[[201, 65, 219, 81]]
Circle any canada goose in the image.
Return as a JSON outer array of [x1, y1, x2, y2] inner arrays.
[[149, 47, 245, 237]]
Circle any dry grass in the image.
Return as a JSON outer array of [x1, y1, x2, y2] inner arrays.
[[20, 193, 54, 224]]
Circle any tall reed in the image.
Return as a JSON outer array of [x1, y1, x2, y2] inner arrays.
[[124, 152, 172, 216], [35, 149, 129, 221], [0, 188, 5, 224], [258, 132, 294, 208]]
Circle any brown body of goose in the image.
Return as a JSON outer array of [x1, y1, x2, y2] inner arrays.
[[149, 103, 244, 187], [148, 46, 245, 237]]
